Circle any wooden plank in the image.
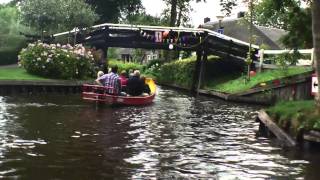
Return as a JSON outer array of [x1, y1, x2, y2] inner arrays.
[[304, 130, 320, 143], [258, 110, 296, 147]]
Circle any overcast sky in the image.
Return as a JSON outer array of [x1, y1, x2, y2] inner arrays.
[[0, 0, 247, 26]]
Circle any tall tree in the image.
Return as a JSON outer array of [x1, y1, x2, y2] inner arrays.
[[85, 0, 143, 23], [254, 0, 312, 48], [163, 0, 205, 27], [20, 0, 98, 34]]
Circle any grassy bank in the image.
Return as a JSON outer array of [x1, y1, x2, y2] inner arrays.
[[267, 100, 320, 135], [206, 67, 312, 94], [0, 66, 49, 80]]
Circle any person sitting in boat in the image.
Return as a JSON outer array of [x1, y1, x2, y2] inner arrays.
[[126, 70, 144, 96], [95, 71, 105, 84], [95, 66, 121, 95], [140, 76, 151, 96], [119, 70, 128, 91]]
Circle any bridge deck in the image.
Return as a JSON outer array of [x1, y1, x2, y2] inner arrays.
[[52, 23, 259, 60]]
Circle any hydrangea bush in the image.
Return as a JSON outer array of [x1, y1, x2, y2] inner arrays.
[[19, 42, 96, 79]]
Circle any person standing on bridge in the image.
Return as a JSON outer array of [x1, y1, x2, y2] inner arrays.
[[95, 66, 121, 95]]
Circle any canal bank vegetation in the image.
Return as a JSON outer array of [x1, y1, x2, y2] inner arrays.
[[19, 42, 97, 80], [206, 66, 312, 94], [0, 66, 48, 80], [109, 59, 144, 73], [143, 55, 312, 95], [145, 55, 245, 88], [266, 100, 320, 136]]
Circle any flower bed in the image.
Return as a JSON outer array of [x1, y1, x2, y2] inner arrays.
[[19, 42, 97, 79]]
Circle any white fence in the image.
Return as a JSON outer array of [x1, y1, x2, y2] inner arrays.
[[257, 48, 314, 72]]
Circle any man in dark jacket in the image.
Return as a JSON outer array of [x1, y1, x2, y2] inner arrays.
[[126, 70, 144, 96]]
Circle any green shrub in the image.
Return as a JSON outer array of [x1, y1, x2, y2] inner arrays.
[[19, 42, 96, 79], [157, 56, 197, 88], [108, 59, 144, 73], [143, 59, 164, 77], [152, 55, 242, 88], [0, 48, 19, 65], [267, 100, 320, 133]]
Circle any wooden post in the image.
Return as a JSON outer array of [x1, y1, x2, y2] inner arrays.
[[311, 48, 315, 68], [191, 49, 203, 94], [258, 49, 264, 73], [197, 45, 208, 95]]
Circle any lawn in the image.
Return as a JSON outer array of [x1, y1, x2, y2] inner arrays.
[[0, 66, 49, 80], [267, 100, 320, 134], [205, 67, 313, 94]]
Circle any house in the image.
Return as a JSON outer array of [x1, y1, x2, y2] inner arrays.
[[117, 48, 161, 63], [201, 14, 287, 50]]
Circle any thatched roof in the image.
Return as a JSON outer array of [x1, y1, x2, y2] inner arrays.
[[202, 18, 287, 50]]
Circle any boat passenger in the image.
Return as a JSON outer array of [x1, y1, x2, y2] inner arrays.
[[95, 66, 121, 95], [126, 70, 144, 96], [128, 69, 134, 78], [140, 76, 151, 96], [119, 70, 128, 88], [95, 71, 105, 84]]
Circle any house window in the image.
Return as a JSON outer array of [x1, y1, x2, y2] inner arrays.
[[153, 55, 158, 59]]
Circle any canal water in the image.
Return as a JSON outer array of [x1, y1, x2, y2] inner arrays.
[[0, 86, 319, 179]]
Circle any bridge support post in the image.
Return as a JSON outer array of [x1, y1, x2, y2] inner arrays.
[[197, 48, 208, 95], [191, 49, 203, 94]]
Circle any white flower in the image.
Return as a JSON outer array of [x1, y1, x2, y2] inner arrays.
[[56, 43, 61, 48], [48, 54, 53, 58], [42, 65, 45, 69], [67, 54, 70, 58], [37, 57, 41, 61], [46, 58, 52, 62], [41, 52, 48, 57]]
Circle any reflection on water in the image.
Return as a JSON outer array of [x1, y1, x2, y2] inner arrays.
[[0, 87, 319, 179]]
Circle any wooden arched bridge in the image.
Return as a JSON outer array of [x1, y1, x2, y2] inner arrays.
[[46, 23, 259, 92]]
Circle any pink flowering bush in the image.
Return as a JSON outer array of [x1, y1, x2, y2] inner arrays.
[[19, 41, 96, 79]]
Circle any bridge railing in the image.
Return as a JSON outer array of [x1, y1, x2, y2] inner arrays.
[[257, 48, 314, 72]]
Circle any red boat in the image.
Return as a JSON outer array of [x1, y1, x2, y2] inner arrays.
[[82, 78, 156, 105]]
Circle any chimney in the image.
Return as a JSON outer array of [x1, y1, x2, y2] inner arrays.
[[237, 12, 245, 18], [204, 17, 211, 24]]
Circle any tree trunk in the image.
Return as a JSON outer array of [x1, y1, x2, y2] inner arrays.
[[169, 0, 178, 26], [176, 7, 182, 27], [312, 0, 320, 112]]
